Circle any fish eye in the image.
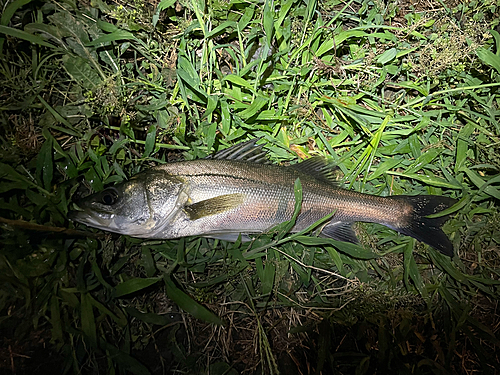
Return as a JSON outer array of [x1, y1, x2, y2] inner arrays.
[[101, 189, 119, 205]]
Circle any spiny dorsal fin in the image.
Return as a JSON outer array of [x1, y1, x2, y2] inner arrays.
[[207, 138, 269, 163], [289, 157, 341, 185], [184, 193, 246, 220]]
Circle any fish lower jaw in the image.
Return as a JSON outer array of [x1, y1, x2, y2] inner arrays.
[[69, 210, 120, 231], [80, 215, 115, 231]]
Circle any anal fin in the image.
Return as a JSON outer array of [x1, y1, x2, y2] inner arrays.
[[184, 193, 245, 220], [321, 221, 359, 244]]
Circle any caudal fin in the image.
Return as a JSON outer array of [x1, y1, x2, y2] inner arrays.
[[388, 195, 457, 256]]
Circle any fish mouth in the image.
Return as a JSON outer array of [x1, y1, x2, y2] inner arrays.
[[68, 209, 156, 237], [68, 209, 115, 230]]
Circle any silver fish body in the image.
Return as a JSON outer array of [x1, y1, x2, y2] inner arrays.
[[69, 142, 457, 256]]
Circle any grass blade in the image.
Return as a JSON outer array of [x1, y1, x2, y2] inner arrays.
[[164, 275, 226, 326], [0, 24, 56, 48], [114, 278, 160, 298]]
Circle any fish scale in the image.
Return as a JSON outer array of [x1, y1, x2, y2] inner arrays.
[[152, 159, 407, 237]]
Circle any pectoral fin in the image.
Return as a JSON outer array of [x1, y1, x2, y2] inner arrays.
[[184, 193, 246, 220]]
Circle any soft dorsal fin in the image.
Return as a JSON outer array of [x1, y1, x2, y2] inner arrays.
[[207, 138, 269, 163], [289, 157, 341, 185]]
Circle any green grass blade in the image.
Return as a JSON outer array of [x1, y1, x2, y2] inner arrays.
[[113, 278, 160, 298], [405, 147, 443, 174], [1, 0, 33, 26], [164, 275, 226, 326], [263, 0, 274, 47], [86, 30, 137, 46], [99, 340, 152, 375], [81, 293, 97, 347], [294, 236, 379, 259], [0, 24, 57, 48], [143, 124, 157, 157], [462, 167, 500, 200], [36, 137, 53, 191], [125, 306, 176, 325], [476, 47, 500, 73], [387, 171, 462, 189]]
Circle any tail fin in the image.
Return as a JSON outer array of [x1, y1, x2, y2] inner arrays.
[[388, 195, 457, 256]]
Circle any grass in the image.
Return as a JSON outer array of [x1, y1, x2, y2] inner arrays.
[[0, 0, 499, 373]]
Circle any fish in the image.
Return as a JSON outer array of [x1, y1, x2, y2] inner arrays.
[[68, 139, 457, 256]]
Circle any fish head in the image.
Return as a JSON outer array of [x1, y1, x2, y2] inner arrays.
[[69, 169, 186, 237]]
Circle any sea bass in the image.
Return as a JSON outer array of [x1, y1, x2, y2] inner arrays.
[[69, 140, 457, 256]]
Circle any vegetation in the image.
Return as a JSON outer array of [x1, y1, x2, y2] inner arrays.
[[0, 0, 499, 373]]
